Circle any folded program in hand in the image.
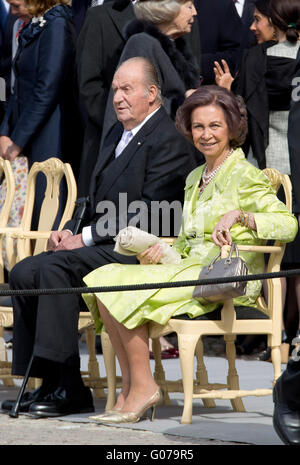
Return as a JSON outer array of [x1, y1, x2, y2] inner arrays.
[[113, 226, 181, 264]]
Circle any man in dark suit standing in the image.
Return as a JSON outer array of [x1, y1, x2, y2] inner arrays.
[[194, 0, 243, 84], [272, 66, 300, 446], [2, 57, 199, 417], [70, 0, 94, 36], [234, 0, 256, 51]]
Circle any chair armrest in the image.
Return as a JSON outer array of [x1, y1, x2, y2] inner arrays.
[[10, 231, 51, 240], [236, 244, 283, 254], [0, 227, 22, 235], [160, 237, 177, 246]]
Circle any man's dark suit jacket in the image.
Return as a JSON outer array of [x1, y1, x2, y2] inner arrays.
[[195, 0, 243, 84], [76, 0, 202, 197], [288, 48, 300, 213], [240, 0, 255, 49], [65, 106, 200, 241], [70, 0, 90, 36]]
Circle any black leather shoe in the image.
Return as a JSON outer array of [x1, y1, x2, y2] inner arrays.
[[1, 387, 46, 413], [257, 347, 271, 362], [28, 386, 94, 417], [273, 379, 300, 445]]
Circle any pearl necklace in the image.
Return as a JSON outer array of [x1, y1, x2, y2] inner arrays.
[[199, 148, 233, 195]]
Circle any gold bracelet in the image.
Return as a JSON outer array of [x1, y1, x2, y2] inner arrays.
[[244, 212, 249, 228], [239, 210, 249, 228], [239, 210, 245, 225]]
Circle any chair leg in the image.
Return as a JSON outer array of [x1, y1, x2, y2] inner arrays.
[[0, 326, 6, 360], [271, 345, 282, 385], [0, 326, 14, 386], [101, 331, 117, 411], [85, 327, 105, 398], [178, 333, 199, 424], [27, 378, 42, 390], [152, 337, 171, 405], [224, 334, 246, 412], [195, 338, 216, 409]]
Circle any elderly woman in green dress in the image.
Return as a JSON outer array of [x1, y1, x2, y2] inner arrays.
[[83, 86, 297, 424]]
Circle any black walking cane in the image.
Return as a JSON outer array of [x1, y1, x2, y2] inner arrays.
[[9, 197, 89, 418], [72, 196, 89, 235], [9, 354, 34, 418]]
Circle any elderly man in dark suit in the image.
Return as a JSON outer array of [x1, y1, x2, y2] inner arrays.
[[2, 57, 199, 418], [76, 0, 202, 197]]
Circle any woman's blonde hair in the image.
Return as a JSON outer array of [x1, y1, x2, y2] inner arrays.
[[134, 0, 189, 25], [24, 0, 70, 17]]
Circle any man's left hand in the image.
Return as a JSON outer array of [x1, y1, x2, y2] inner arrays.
[[55, 233, 85, 251]]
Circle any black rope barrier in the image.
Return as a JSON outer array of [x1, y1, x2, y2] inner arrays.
[[1, 268, 300, 297]]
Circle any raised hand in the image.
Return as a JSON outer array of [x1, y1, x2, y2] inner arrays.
[[214, 60, 234, 91]]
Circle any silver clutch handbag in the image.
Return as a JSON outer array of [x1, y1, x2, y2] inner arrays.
[[193, 243, 249, 303]]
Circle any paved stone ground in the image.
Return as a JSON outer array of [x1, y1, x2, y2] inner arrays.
[[0, 410, 243, 446], [0, 333, 272, 447]]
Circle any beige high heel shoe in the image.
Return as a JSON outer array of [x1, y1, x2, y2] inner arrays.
[[92, 389, 161, 424], [89, 407, 122, 422]]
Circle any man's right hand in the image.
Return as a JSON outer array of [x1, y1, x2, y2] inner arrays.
[[137, 243, 163, 265], [47, 230, 73, 251]]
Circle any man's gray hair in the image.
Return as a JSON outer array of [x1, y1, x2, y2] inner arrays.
[[117, 57, 162, 104]]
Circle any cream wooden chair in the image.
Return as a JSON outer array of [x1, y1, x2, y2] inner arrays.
[[0, 159, 15, 386], [0, 158, 77, 387], [9, 157, 77, 263], [0, 158, 106, 396], [99, 168, 292, 421], [77, 316, 108, 399], [0, 159, 15, 283]]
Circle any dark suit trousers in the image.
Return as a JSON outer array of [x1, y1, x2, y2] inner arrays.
[[280, 357, 300, 411], [10, 243, 137, 378]]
